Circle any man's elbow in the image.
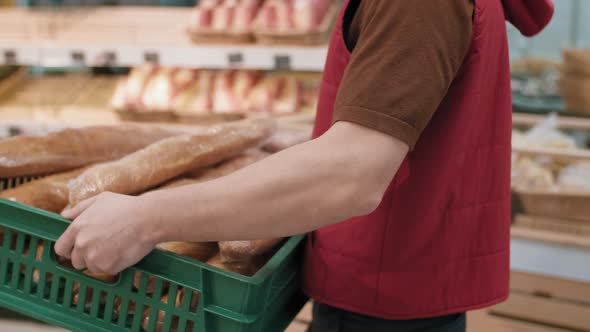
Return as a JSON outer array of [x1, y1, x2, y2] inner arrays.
[[346, 180, 388, 217]]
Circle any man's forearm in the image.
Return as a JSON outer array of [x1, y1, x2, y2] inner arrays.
[[142, 122, 408, 243]]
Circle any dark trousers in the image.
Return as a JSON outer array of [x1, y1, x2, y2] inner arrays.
[[310, 302, 466, 332]]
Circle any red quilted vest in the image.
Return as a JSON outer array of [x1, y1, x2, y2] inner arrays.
[[303, 0, 554, 319]]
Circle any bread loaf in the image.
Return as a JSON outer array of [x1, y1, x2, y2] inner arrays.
[[157, 241, 218, 261], [0, 167, 86, 213], [158, 149, 269, 189], [186, 148, 270, 180], [0, 125, 179, 177], [218, 238, 283, 263], [206, 253, 266, 276], [68, 120, 274, 206], [133, 242, 217, 293]]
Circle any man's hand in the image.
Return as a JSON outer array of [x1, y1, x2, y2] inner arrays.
[[55, 192, 159, 275]]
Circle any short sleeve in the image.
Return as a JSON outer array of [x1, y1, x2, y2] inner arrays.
[[333, 0, 474, 149]]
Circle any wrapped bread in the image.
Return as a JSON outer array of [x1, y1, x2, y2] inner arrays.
[[512, 157, 555, 190], [68, 120, 274, 206], [110, 78, 128, 110], [0, 167, 86, 213], [206, 253, 266, 276], [142, 68, 199, 112], [219, 238, 283, 263], [172, 71, 215, 115], [233, 0, 263, 32], [125, 65, 158, 110], [558, 162, 590, 191], [272, 76, 303, 114], [142, 288, 199, 332], [293, 0, 333, 31], [0, 125, 179, 178]]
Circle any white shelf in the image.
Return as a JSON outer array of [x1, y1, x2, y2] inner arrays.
[[511, 237, 590, 283], [0, 42, 327, 71], [0, 7, 328, 71]]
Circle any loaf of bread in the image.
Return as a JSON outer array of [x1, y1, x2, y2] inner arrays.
[[187, 148, 270, 180], [157, 241, 218, 261], [68, 120, 274, 206], [142, 288, 199, 332], [158, 149, 270, 189], [206, 253, 266, 276], [133, 242, 217, 293], [0, 167, 86, 213], [218, 238, 283, 263], [0, 125, 180, 178]]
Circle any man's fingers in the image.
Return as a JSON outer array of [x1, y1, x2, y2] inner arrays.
[[70, 249, 86, 271], [61, 196, 98, 220], [54, 225, 78, 259]]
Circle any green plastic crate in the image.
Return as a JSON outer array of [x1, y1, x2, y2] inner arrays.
[[0, 177, 40, 191], [0, 194, 307, 331]]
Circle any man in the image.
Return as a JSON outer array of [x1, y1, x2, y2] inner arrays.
[[55, 1, 554, 331]]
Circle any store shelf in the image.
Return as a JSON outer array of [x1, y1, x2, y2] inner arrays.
[[0, 7, 328, 71], [513, 112, 590, 129], [34, 43, 327, 71], [511, 227, 590, 283]]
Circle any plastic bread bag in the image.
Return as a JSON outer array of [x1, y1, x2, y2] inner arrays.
[[68, 119, 275, 206], [512, 157, 555, 190], [522, 113, 577, 149], [558, 162, 590, 191]]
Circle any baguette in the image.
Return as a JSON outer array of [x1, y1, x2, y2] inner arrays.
[[0, 167, 86, 213], [157, 149, 269, 189], [218, 238, 283, 263], [133, 242, 217, 293], [0, 125, 180, 177], [68, 120, 274, 206], [187, 148, 270, 180]]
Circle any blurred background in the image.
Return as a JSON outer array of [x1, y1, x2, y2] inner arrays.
[[0, 0, 589, 331]]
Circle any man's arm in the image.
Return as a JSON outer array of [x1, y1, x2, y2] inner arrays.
[[147, 121, 408, 242], [56, 121, 407, 274]]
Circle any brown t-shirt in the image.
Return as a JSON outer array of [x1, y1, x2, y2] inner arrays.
[[334, 0, 474, 149]]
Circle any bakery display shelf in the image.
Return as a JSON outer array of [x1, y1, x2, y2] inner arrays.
[[0, 7, 328, 71], [512, 146, 590, 162], [512, 112, 590, 130], [511, 227, 590, 283], [0, 195, 307, 332]]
